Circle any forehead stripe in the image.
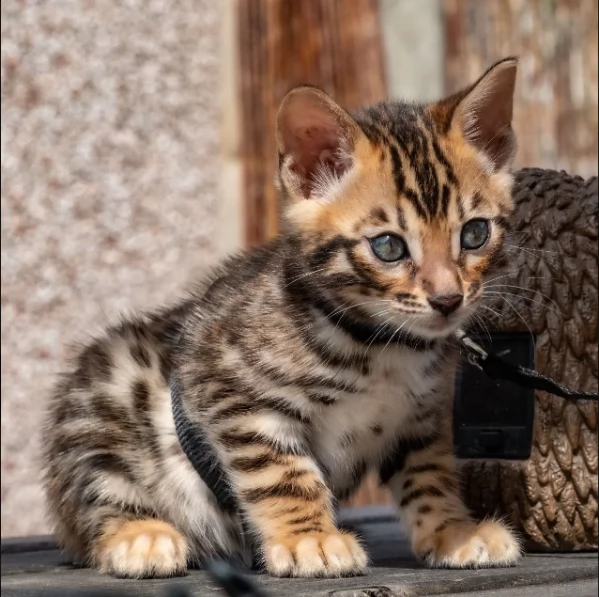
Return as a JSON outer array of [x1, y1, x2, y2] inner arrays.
[[430, 135, 457, 185], [471, 193, 485, 210], [440, 184, 451, 216], [358, 108, 460, 221], [372, 121, 429, 221], [396, 205, 407, 229], [390, 119, 441, 221]]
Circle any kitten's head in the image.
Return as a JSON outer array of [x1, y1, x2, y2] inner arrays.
[[277, 58, 518, 341]]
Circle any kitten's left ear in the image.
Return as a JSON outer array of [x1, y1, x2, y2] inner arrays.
[[439, 57, 518, 171], [276, 86, 362, 199]]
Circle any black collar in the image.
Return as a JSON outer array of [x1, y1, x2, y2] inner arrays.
[[310, 294, 436, 351]]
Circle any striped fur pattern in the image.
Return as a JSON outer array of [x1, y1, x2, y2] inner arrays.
[[43, 59, 521, 578]]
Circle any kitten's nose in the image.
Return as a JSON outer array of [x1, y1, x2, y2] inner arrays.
[[428, 293, 464, 316]]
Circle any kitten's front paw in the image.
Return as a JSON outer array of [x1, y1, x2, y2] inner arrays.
[[264, 531, 368, 577], [96, 519, 188, 578], [415, 519, 521, 569]]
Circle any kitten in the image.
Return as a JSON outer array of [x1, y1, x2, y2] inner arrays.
[[43, 58, 521, 579]]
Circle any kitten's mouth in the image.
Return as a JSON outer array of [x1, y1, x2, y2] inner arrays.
[[353, 300, 469, 341], [413, 312, 466, 340], [428, 320, 454, 332]]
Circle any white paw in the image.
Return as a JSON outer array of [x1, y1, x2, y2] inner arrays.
[[264, 531, 368, 578], [97, 519, 188, 578], [417, 519, 521, 568]]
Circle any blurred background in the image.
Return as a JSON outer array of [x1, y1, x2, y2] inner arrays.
[[1, 0, 597, 537]]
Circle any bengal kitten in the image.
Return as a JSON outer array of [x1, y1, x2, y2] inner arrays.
[[43, 58, 521, 579]]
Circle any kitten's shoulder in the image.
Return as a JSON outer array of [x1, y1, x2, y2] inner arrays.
[[186, 236, 286, 307]]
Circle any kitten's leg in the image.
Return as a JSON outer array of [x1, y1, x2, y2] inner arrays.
[[217, 425, 367, 577], [384, 432, 521, 568]]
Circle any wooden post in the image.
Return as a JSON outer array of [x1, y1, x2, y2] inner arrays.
[[237, 0, 388, 246]]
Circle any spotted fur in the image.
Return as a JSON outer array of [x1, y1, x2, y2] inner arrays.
[[43, 58, 521, 578]]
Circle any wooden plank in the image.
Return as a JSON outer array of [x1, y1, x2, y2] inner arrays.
[[433, 581, 598, 597], [2, 509, 597, 597]]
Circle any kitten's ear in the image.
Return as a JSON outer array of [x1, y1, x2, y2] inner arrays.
[[442, 57, 518, 171], [276, 86, 362, 199]]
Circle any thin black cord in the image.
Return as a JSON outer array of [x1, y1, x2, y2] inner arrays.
[[457, 330, 598, 402]]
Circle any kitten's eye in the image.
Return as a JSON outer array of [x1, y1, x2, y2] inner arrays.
[[369, 234, 408, 262], [461, 219, 490, 250]]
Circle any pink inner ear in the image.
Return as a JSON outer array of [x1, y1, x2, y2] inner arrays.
[[290, 130, 338, 175], [278, 89, 356, 197], [285, 107, 342, 176], [286, 122, 347, 197]]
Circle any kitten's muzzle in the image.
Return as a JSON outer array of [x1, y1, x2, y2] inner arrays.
[[427, 293, 464, 317]]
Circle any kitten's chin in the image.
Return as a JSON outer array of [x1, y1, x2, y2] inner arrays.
[[409, 314, 466, 341]]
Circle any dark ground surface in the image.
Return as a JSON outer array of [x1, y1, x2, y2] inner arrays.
[[2, 507, 597, 597]]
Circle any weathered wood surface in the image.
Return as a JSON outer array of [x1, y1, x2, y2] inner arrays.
[[443, 0, 598, 179], [2, 507, 597, 597], [237, 0, 387, 247]]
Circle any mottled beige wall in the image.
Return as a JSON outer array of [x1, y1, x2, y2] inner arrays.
[[1, 1, 236, 537]]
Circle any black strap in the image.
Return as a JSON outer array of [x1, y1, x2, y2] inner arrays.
[[456, 331, 598, 402], [170, 373, 239, 512], [206, 560, 269, 597]]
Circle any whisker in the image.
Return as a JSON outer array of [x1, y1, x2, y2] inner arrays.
[[370, 309, 394, 318], [329, 300, 375, 318], [471, 312, 493, 344], [364, 320, 392, 353], [484, 290, 563, 316], [506, 244, 559, 254], [478, 304, 504, 336], [379, 318, 405, 356], [481, 274, 548, 288], [505, 246, 558, 269], [482, 272, 519, 285], [405, 318, 421, 350], [487, 294, 535, 339], [483, 284, 562, 314], [332, 301, 357, 334], [479, 304, 502, 319], [283, 267, 326, 287], [331, 299, 397, 337]]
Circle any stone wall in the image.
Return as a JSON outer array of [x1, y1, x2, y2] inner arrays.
[[1, 0, 232, 537]]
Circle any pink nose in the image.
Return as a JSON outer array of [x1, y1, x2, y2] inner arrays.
[[428, 293, 464, 316]]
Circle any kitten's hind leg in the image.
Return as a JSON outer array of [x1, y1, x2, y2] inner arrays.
[[42, 328, 192, 578], [47, 459, 191, 578], [94, 518, 188, 578], [46, 453, 191, 578]]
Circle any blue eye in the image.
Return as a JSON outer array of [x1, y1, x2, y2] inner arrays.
[[369, 234, 408, 262], [461, 219, 490, 250]]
